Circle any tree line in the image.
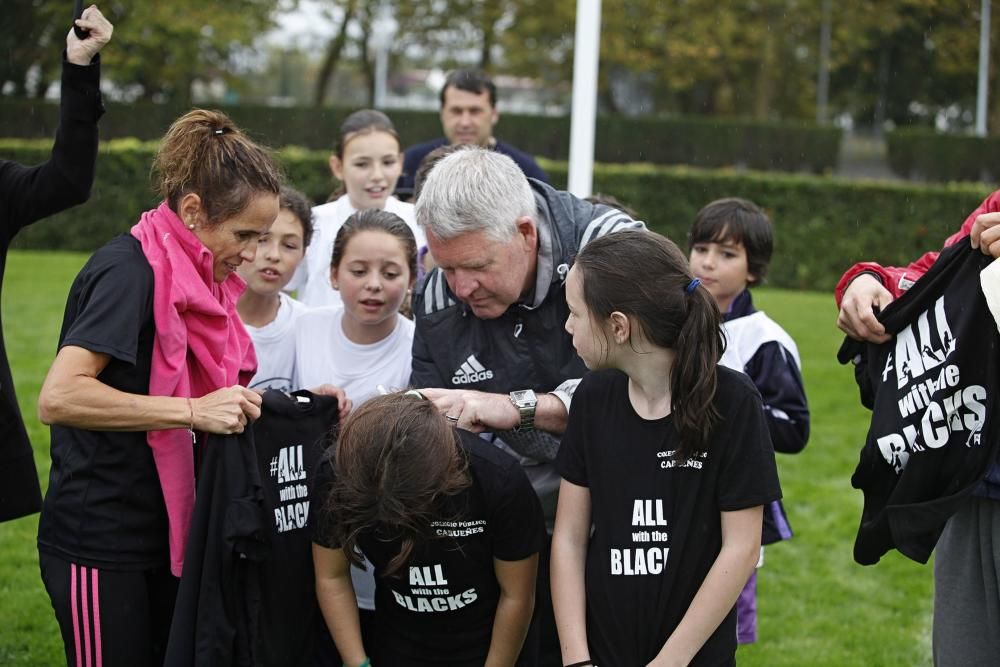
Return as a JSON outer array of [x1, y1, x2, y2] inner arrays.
[[5, 0, 998, 131]]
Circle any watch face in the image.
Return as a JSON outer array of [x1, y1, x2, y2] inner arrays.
[[511, 389, 537, 406]]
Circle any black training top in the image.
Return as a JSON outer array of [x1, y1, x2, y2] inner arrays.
[[556, 368, 781, 667], [37, 234, 168, 570], [0, 55, 104, 522], [313, 430, 545, 665]]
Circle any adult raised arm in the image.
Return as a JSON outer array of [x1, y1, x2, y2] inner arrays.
[[0, 5, 113, 524], [66, 4, 114, 66]]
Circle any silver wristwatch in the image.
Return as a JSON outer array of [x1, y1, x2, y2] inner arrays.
[[509, 389, 538, 432]]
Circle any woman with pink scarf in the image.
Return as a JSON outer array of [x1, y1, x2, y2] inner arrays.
[[36, 109, 282, 667]]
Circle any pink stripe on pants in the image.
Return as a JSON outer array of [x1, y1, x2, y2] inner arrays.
[[91, 567, 102, 667], [70, 564, 82, 667]]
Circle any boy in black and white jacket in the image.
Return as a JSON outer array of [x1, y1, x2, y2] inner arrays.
[[688, 197, 810, 644]]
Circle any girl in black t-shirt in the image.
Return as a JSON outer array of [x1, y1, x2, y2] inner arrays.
[[36, 109, 285, 667], [312, 392, 544, 667], [551, 231, 781, 667]]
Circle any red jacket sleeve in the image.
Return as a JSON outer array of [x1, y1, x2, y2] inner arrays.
[[834, 189, 1000, 306]]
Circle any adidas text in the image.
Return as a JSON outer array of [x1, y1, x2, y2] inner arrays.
[[452, 370, 494, 385]]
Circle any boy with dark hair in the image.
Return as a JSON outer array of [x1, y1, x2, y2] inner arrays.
[[688, 197, 810, 644]]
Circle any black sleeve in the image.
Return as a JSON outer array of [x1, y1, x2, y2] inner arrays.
[[411, 302, 446, 389], [522, 158, 549, 184], [554, 374, 593, 487], [395, 147, 421, 198], [0, 56, 103, 243], [743, 341, 810, 454], [310, 454, 342, 549], [60, 239, 153, 365], [485, 456, 545, 562], [715, 375, 783, 511]]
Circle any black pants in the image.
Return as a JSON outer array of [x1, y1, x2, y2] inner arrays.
[[39, 552, 179, 667]]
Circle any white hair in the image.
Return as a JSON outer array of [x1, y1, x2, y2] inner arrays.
[[415, 147, 536, 242]]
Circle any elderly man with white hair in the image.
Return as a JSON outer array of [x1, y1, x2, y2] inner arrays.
[[411, 146, 645, 666]]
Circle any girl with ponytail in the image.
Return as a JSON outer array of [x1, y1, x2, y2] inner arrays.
[[550, 230, 782, 667]]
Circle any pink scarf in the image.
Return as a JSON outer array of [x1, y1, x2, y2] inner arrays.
[[131, 201, 257, 576]]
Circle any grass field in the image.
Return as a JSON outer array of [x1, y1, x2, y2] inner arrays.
[[0, 250, 934, 666]]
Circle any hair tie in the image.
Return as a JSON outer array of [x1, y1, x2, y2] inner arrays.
[[404, 389, 426, 400], [685, 278, 701, 294], [212, 128, 226, 136]]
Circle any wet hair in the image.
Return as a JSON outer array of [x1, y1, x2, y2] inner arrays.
[[152, 109, 282, 224], [574, 230, 724, 459], [278, 185, 315, 248], [330, 209, 417, 280], [329, 109, 402, 200], [415, 147, 535, 242], [413, 143, 466, 201], [326, 393, 471, 576], [584, 193, 639, 220], [687, 197, 774, 286], [439, 69, 497, 108]]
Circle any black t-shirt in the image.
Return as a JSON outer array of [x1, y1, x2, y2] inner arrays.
[[313, 430, 545, 666], [556, 368, 781, 667], [37, 234, 167, 570], [252, 389, 339, 666], [838, 239, 1000, 565], [167, 392, 339, 667]]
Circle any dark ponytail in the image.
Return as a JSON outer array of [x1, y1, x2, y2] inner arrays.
[[574, 230, 724, 459], [671, 280, 724, 459]]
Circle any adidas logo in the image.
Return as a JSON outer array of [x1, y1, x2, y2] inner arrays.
[[451, 355, 495, 385]]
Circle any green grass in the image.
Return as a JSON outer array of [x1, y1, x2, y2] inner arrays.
[[0, 250, 88, 667], [0, 251, 933, 665]]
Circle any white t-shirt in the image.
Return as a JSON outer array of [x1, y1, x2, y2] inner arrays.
[[293, 195, 422, 308], [292, 306, 415, 404], [292, 304, 415, 610], [244, 293, 309, 393]]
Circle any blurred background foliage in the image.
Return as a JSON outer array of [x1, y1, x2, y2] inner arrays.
[[4, 0, 999, 130], [1, 138, 989, 291]]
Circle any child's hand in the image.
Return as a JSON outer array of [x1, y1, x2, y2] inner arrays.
[[310, 384, 353, 420]]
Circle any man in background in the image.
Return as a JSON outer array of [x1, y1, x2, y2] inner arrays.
[[396, 69, 548, 199]]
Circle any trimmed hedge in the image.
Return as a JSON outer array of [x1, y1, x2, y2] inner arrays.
[[544, 161, 990, 291], [886, 128, 1000, 183], [3, 138, 988, 291], [0, 99, 840, 172]]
